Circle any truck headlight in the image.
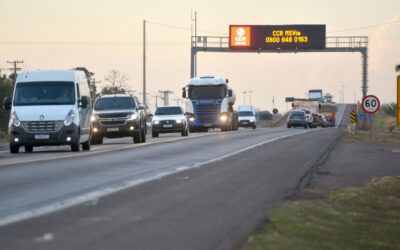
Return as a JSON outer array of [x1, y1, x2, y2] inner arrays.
[[153, 120, 160, 125], [90, 115, 96, 122], [220, 114, 228, 121], [189, 117, 195, 122], [128, 113, 137, 120], [11, 112, 21, 127], [64, 109, 75, 126]]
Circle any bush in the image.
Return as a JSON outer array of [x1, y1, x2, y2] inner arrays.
[[381, 102, 397, 117]]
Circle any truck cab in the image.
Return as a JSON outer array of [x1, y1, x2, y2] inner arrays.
[[182, 76, 238, 132]]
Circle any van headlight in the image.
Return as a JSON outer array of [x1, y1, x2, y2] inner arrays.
[[11, 112, 21, 127], [128, 113, 137, 120], [64, 109, 75, 126]]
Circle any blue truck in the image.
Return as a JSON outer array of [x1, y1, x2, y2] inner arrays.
[[182, 76, 238, 132]]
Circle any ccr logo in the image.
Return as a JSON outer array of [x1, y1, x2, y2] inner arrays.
[[230, 26, 250, 47]]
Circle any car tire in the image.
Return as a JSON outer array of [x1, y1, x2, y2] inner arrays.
[[252, 125, 256, 129], [24, 145, 33, 153], [141, 127, 146, 143], [134, 130, 142, 143], [152, 131, 159, 138], [10, 144, 19, 154], [71, 142, 80, 152], [304, 125, 308, 129]]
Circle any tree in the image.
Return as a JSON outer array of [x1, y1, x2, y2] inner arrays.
[[103, 70, 129, 94]]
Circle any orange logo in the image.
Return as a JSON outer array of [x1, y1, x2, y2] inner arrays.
[[230, 26, 251, 47]]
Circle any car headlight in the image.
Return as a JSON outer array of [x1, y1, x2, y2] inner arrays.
[[90, 115, 96, 122], [153, 120, 160, 125], [128, 113, 137, 120], [250, 119, 254, 122], [176, 119, 183, 124], [189, 117, 195, 122], [64, 109, 75, 126], [220, 114, 228, 121], [11, 112, 21, 127]]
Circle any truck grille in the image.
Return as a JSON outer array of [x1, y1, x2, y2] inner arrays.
[[194, 104, 221, 123], [99, 120, 126, 126], [22, 121, 63, 132]]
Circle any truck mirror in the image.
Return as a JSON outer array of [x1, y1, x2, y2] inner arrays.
[[182, 88, 186, 98], [3, 96, 11, 111], [228, 89, 233, 97], [79, 96, 89, 108]]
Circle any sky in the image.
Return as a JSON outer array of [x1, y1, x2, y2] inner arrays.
[[0, 0, 399, 112]]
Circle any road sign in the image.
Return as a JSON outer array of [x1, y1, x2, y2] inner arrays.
[[366, 113, 371, 121], [229, 25, 326, 50], [359, 113, 363, 121], [350, 110, 357, 123], [362, 95, 380, 114]]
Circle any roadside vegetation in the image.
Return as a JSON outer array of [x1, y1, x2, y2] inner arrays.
[[342, 103, 400, 145], [242, 176, 400, 250]]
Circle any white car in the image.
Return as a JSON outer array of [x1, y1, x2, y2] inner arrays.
[[152, 106, 188, 137]]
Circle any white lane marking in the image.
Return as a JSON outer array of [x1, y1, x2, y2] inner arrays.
[[335, 104, 346, 128], [0, 129, 313, 228]]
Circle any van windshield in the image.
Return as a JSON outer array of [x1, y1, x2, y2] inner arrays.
[[94, 97, 136, 110], [14, 82, 75, 106], [239, 111, 254, 116]]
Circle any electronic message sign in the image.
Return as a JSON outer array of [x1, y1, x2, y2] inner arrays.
[[229, 25, 326, 50]]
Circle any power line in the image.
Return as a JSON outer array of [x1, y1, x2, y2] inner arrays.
[[0, 41, 187, 46], [328, 19, 400, 33]]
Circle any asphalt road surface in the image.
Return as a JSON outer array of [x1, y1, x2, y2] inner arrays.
[[0, 104, 351, 250]]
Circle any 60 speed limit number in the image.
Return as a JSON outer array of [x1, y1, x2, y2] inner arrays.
[[362, 95, 380, 114]]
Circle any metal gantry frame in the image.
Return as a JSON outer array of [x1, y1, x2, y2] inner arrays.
[[190, 36, 368, 99]]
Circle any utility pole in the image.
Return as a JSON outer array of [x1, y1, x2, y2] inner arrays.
[[139, 92, 150, 104], [190, 11, 197, 78], [248, 90, 253, 106], [272, 96, 275, 109], [6, 60, 24, 83], [341, 84, 345, 104], [152, 95, 160, 109], [143, 20, 147, 107], [242, 91, 247, 105], [91, 78, 101, 102], [159, 90, 173, 106]]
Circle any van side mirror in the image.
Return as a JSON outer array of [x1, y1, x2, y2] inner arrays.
[[228, 89, 233, 97], [138, 104, 146, 110], [79, 96, 89, 108], [182, 87, 186, 98], [3, 97, 11, 111]]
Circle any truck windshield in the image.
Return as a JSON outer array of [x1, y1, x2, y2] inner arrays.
[[239, 111, 253, 116], [94, 97, 136, 110], [155, 107, 183, 115], [188, 85, 227, 100], [14, 81, 75, 106], [309, 90, 322, 101]]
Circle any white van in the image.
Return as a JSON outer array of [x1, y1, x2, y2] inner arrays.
[[238, 105, 256, 129], [3, 70, 92, 153]]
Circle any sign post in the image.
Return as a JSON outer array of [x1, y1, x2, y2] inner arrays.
[[397, 76, 400, 125], [362, 95, 380, 142]]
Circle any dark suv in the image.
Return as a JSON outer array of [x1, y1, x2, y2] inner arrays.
[[90, 94, 147, 144]]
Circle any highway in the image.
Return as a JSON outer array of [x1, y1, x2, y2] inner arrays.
[[0, 104, 351, 250]]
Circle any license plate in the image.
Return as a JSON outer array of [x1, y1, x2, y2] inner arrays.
[[242, 122, 248, 124], [163, 124, 173, 128], [107, 127, 119, 132], [35, 134, 49, 140], [204, 124, 212, 127]]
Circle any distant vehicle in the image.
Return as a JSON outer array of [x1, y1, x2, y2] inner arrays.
[[324, 93, 333, 103], [3, 70, 92, 153], [238, 106, 256, 129], [182, 76, 238, 132], [308, 89, 323, 103], [90, 94, 147, 144], [302, 109, 317, 128], [320, 102, 336, 127], [151, 106, 188, 137], [315, 114, 328, 128], [287, 110, 308, 129]]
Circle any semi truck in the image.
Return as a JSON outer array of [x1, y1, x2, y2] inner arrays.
[[182, 76, 238, 132]]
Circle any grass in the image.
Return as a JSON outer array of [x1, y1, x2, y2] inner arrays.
[[242, 176, 400, 250]]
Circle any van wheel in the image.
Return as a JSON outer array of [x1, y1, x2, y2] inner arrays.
[[82, 140, 91, 151], [24, 145, 33, 153], [71, 142, 80, 152], [10, 144, 19, 154]]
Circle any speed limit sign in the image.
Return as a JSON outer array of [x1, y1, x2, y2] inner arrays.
[[362, 95, 380, 114]]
